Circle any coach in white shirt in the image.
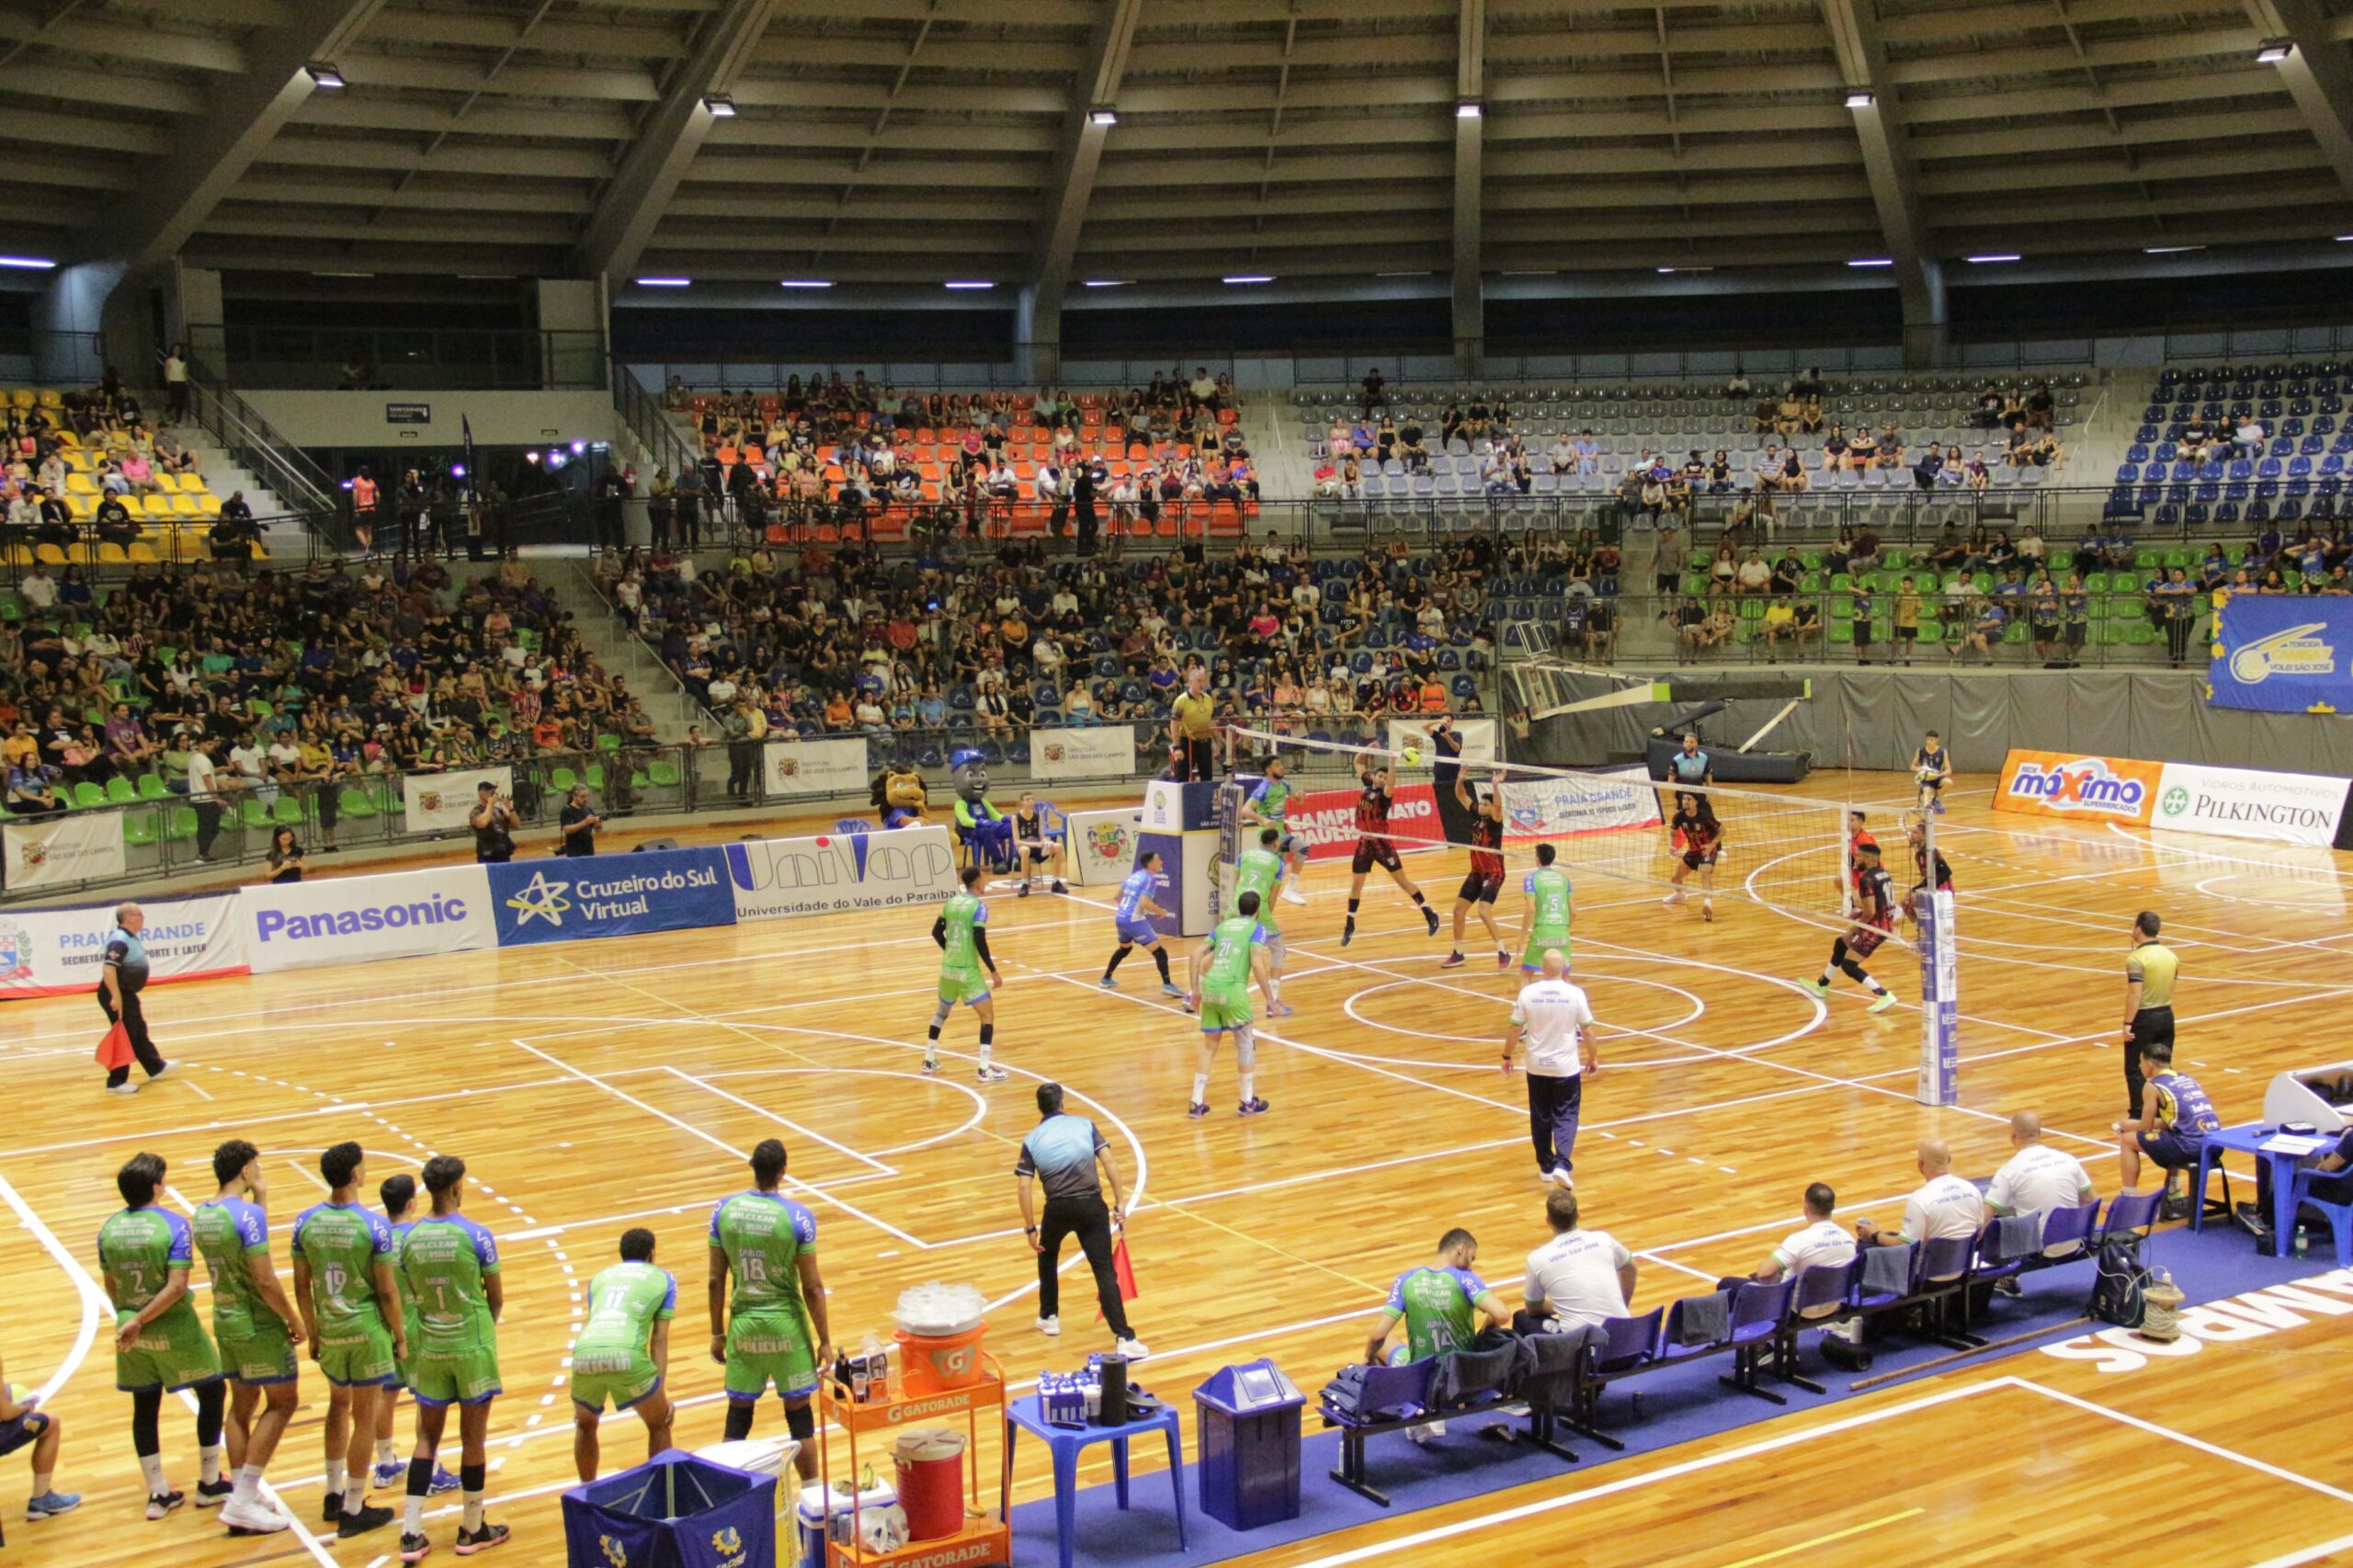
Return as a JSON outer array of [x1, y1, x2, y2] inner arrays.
[[1985, 1110, 2095, 1256], [1746, 1182, 1856, 1318], [1854, 1139, 1984, 1280], [1522, 1188, 1635, 1333], [1503, 948, 1597, 1188]]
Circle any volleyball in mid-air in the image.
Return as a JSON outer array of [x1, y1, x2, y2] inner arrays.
[[1399, 742, 1423, 768]]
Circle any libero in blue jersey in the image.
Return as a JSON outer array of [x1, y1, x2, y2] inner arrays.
[[1101, 850, 1187, 1000]]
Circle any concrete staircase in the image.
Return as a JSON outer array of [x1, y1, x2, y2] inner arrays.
[[544, 559, 701, 740]]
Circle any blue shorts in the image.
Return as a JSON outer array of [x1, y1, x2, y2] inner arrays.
[[1117, 918, 1159, 947], [0, 1410, 48, 1458], [2138, 1130, 2205, 1170]]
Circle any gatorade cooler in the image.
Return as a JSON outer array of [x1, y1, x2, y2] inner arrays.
[[795, 1476, 896, 1568], [893, 1324, 987, 1393], [892, 1427, 968, 1541]]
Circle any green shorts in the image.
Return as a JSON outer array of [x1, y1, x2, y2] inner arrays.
[[570, 1357, 663, 1414], [115, 1310, 222, 1392], [314, 1319, 399, 1389], [938, 970, 991, 1007], [216, 1319, 300, 1387], [1520, 931, 1571, 971], [724, 1313, 817, 1401], [391, 1311, 422, 1391], [407, 1340, 503, 1408], [1199, 993, 1255, 1033]]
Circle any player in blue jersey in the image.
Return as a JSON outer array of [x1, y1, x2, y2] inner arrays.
[[1099, 850, 1188, 1004], [1238, 758, 1309, 906]]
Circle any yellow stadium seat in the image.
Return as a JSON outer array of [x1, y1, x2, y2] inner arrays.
[[36, 389, 60, 408], [34, 543, 65, 564], [61, 449, 89, 471], [119, 494, 150, 519], [194, 493, 222, 517], [8, 390, 31, 410], [168, 493, 200, 518], [52, 429, 78, 449], [63, 493, 93, 520], [97, 542, 128, 564], [126, 540, 157, 562], [150, 472, 179, 494], [63, 472, 95, 495]]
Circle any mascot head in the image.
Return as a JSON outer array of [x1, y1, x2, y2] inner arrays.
[[950, 746, 991, 804]]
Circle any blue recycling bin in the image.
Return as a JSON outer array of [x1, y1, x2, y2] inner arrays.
[[1192, 1358, 1304, 1531], [561, 1448, 777, 1568]]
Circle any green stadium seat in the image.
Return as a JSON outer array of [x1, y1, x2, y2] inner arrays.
[[136, 773, 166, 800], [340, 787, 377, 819], [239, 796, 269, 829], [123, 812, 158, 847], [106, 776, 136, 804], [549, 767, 578, 793], [165, 805, 196, 841], [272, 796, 304, 826], [648, 758, 681, 788], [72, 780, 105, 809]]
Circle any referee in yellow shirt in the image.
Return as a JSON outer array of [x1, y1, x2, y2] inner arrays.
[[2120, 910, 2177, 1119], [1169, 666, 1220, 782]]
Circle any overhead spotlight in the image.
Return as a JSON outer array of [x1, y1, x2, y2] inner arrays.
[[545, 449, 567, 471], [450, 463, 467, 478], [703, 93, 737, 117], [0, 256, 57, 269], [633, 277, 690, 288], [778, 279, 833, 289], [570, 439, 587, 456], [2256, 40, 2292, 63], [523, 450, 541, 465], [305, 62, 346, 89], [1847, 257, 1894, 268], [1844, 90, 1874, 108], [1222, 274, 1274, 285], [944, 280, 995, 290], [1457, 100, 1483, 119], [1965, 254, 2021, 264], [1089, 108, 1118, 127]]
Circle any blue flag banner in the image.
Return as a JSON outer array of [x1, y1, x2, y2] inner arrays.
[[489, 846, 735, 948], [2208, 590, 2353, 713]]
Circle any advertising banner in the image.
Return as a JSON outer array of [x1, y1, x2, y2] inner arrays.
[[1994, 750, 2165, 824], [244, 865, 494, 974], [489, 846, 734, 948], [1287, 781, 1440, 861], [1385, 717, 1500, 770], [1063, 808, 1142, 886], [762, 737, 870, 799], [1915, 888, 1960, 1108], [1995, 748, 2352, 848], [402, 767, 512, 834], [1500, 766, 1663, 844], [2, 811, 127, 892], [0, 892, 245, 998], [2207, 590, 2353, 713], [1030, 724, 1137, 781], [724, 824, 961, 922]]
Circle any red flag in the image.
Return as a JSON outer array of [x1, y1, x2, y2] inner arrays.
[[95, 1022, 134, 1072], [1094, 1234, 1142, 1322]]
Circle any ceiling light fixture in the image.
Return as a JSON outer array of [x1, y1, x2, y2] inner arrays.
[[944, 279, 995, 290], [633, 277, 691, 287], [1844, 90, 1874, 108], [1083, 278, 1131, 287], [1222, 274, 1274, 284], [1089, 108, 1118, 127], [1457, 100, 1483, 119], [778, 279, 833, 289], [2144, 245, 2204, 255], [0, 256, 57, 269], [1965, 254, 2021, 264], [304, 62, 346, 89], [1847, 257, 1893, 267], [2256, 40, 2291, 63], [703, 93, 737, 118]]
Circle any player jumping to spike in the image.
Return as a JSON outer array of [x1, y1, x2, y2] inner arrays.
[[1809, 841, 1900, 1013], [1100, 850, 1187, 1005], [1188, 890, 1275, 1119], [1343, 753, 1440, 948], [927, 865, 1008, 1082], [1239, 757, 1309, 906], [1663, 790, 1722, 922], [1913, 730, 1952, 815], [1230, 827, 1293, 1016], [1444, 771, 1512, 970], [1518, 842, 1574, 972]]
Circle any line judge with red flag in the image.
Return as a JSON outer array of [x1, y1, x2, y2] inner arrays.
[[97, 902, 170, 1095], [1015, 1082, 1148, 1360]]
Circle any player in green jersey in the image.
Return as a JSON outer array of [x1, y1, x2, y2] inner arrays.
[[1228, 827, 1293, 1017], [395, 1154, 508, 1562], [1363, 1227, 1509, 1445], [193, 1139, 302, 1535], [373, 1175, 459, 1498], [926, 864, 1007, 1083], [1240, 758, 1308, 905], [1187, 891, 1274, 1119], [569, 1228, 676, 1482], [98, 1152, 225, 1521], [710, 1139, 832, 1483], [1518, 841, 1574, 973], [290, 1142, 403, 1540]]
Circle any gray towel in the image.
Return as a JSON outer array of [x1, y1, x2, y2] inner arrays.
[[1675, 1289, 1733, 1345], [1991, 1214, 2041, 1263], [1860, 1242, 1915, 1295]]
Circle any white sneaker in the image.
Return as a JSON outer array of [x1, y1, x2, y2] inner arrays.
[[1281, 885, 1306, 906], [1036, 1314, 1060, 1338], [1663, 891, 1684, 905], [222, 1496, 290, 1534], [1546, 1168, 1574, 1189], [108, 1081, 141, 1096], [1407, 1419, 1447, 1444], [1114, 1337, 1150, 1360]]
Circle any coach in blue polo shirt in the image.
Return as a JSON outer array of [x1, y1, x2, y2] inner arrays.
[[1666, 733, 1711, 787], [1015, 1083, 1147, 1359]]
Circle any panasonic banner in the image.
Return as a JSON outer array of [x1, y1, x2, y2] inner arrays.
[[488, 846, 734, 948], [244, 865, 494, 973], [2208, 590, 2353, 713]]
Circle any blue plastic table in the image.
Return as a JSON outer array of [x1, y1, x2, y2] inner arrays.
[[1003, 1393, 1187, 1568], [2193, 1122, 2316, 1244]]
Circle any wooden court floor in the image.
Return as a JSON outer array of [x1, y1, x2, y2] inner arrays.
[[0, 771, 2349, 1567]]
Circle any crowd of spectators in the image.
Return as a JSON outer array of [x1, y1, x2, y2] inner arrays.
[[2, 551, 653, 852], [595, 531, 1495, 779], [0, 366, 238, 551]]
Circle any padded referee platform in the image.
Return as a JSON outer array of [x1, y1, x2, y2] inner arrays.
[[1644, 736, 1811, 785]]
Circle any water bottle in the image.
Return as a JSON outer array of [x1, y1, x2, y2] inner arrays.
[[2293, 1224, 2310, 1261]]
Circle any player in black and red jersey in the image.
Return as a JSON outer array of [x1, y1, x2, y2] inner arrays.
[[1662, 790, 1723, 922], [1807, 841, 1899, 1013], [1843, 808, 1878, 913], [1343, 753, 1439, 948], [1899, 820, 1954, 929], [1442, 768, 1511, 969]]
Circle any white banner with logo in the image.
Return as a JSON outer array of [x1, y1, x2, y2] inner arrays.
[[402, 767, 512, 834], [0, 892, 246, 998], [725, 824, 962, 921], [2, 811, 127, 892], [2148, 760, 2350, 848], [1029, 725, 1136, 781], [763, 737, 870, 799], [1063, 808, 1143, 885], [1500, 766, 1663, 843], [242, 865, 494, 973], [1385, 717, 1499, 768]]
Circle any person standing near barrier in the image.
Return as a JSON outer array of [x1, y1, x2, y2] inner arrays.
[[98, 902, 170, 1096], [2120, 911, 2177, 1119], [1015, 1083, 1148, 1358]]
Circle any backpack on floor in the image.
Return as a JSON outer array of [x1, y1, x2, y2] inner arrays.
[[2087, 1234, 2149, 1328]]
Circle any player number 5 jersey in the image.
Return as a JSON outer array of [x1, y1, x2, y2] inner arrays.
[[1525, 866, 1573, 931]]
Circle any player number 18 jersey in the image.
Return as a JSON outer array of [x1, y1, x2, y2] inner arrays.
[[710, 1191, 818, 1320]]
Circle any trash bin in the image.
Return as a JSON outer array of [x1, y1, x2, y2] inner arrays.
[[562, 1448, 776, 1568], [1192, 1358, 1304, 1531]]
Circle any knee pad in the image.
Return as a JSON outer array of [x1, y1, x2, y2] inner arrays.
[[722, 1400, 756, 1442], [784, 1400, 816, 1442], [1234, 1024, 1256, 1070], [930, 1001, 953, 1028]]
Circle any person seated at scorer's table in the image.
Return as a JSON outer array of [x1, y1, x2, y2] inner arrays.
[[1362, 1229, 1511, 1443], [2114, 1042, 2222, 1221], [2247, 1122, 2353, 1236], [1733, 1181, 1865, 1356], [1520, 1189, 1635, 1335], [1852, 1139, 1985, 1281], [1985, 1111, 2096, 1264]]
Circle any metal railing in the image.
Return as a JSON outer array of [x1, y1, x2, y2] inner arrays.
[[177, 353, 337, 514], [204, 325, 610, 392], [611, 360, 699, 479]]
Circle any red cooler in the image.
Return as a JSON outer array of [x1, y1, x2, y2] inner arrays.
[[892, 1427, 967, 1541]]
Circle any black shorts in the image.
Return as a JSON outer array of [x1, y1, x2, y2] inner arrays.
[[1680, 848, 1718, 871], [1846, 926, 1890, 960], [1457, 869, 1503, 904], [1019, 842, 1053, 864], [1896, 626, 1919, 642], [1352, 836, 1403, 875], [1852, 619, 1874, 645]]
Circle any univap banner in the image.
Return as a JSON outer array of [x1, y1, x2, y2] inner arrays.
[[725, 824, 960, 921], [489, 846, 735, 947], [2208, 590, 2353, 713], [1995, 748, 2353, 849], [0, 892, 245, 998]]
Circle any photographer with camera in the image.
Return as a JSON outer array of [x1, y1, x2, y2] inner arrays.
[[469, 779, 519, 864]]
